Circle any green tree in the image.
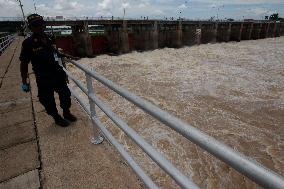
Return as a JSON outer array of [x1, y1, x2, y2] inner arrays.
[[269, 13, 279, 21]]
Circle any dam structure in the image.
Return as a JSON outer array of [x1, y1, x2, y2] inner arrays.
[[2, 18, 284, 57], [49, 19, 284, 57]]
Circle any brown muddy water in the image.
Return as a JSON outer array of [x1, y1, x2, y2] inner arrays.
[[68, 37, 284, 189]]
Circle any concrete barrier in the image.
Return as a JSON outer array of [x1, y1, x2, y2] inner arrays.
[[267, 23, 275, 38], [53, 20, 284, 56], [241, 22, 252, 40], [251, 23, 262, 40], [259, 23, 268, 39], [217, 22, 231, 42], [105, 26, 120, 53], [230, 22, 243, 41], [201, 23, 217, 44], [279, 23, 284, 36], [182, 23, 198, 46], [158, 22, 182, 48], [130, 22, 158, 51], [71, 21, 93, 57]]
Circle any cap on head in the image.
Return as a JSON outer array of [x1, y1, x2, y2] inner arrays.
[[27, 14, 44, 28]]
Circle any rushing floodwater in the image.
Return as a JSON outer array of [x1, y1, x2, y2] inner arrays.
[[68, 37, 284, 189]]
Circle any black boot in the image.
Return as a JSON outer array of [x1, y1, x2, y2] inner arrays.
[[53, 114, 70, 127], [63, 110, 77, 122]]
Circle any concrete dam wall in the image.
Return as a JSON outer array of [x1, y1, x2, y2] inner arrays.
[[53, 20, 284, 57]]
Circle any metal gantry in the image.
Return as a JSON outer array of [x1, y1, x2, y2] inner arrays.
[[63, 58, 284, 189]]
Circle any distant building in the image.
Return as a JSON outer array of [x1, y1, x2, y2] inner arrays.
[[227, 18, 234, 21], [55, 16, 64, 21], [244, 19, 254, 22]]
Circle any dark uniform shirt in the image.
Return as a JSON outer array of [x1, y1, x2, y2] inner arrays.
[[19, 33, 64, 82]]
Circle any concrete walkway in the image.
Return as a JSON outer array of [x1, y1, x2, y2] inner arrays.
[[0, 37, 145, 189]]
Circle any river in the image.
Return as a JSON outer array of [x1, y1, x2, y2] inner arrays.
[[68, 37, 284, 189]]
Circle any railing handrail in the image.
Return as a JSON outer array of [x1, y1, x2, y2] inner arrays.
[[69, 87, 160, 189], [0, 34, 15, 54], [0, 34, 14, 40], [64, 58, 284, 189], [62, 66, 199, 189]]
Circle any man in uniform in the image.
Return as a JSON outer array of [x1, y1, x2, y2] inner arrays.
[[20, 14, 77, 127]]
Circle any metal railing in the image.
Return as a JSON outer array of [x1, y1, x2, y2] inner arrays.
[[63, 58, 284, 189], [0, 17, 23, 21], [0, 34, 15, 55], [0, 16, 273, 22]]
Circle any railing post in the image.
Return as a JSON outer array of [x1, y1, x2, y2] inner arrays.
[[3, 37, 6, 47], [85, 73, 104, 144], [196, 24, 201, 45]]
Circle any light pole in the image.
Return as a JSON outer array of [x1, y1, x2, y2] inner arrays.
[[217, 5, 224, 21], [16, 0, 28, 34], [123, 8, 126, 19], [33, 0, 37, 13]]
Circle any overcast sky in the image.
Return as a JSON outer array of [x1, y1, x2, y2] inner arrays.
[[0, 0, 283, 20]]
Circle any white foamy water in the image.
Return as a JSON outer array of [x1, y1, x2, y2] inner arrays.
[[68, 37, 284, 189]]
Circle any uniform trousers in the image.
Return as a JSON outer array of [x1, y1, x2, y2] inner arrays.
[[36, 72, 71, 117]]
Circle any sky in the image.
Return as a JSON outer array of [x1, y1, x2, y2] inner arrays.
[[0, 0, 283, 20]]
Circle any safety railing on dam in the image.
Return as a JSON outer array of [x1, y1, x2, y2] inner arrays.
[[62, 58, 284, 189], [0, 34, 15, 55], [0, 16, 252, 22]]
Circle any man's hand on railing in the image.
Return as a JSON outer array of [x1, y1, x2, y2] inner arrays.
[[57, 48, 80, 61], [64, 54, 80, 61]]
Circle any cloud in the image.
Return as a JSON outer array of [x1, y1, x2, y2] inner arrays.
[[53, 0, 84, 11], [154, 9, 165, 15], [197, 0, 284, 4], [0, 0, 17, 7], [37, 0, 89, 17], [138, 3, 146, 8], [98, 0, 112, 10], [0, 0, 21, 17], [122, 2, 130, 9], [0, 0, 283, 19], [96, 0, 114, 17], [138, 0, 150, 8], [246, 7, 275, 15], [178, 4, 187, 9]]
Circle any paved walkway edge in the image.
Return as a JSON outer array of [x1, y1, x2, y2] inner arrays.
[[0, 37, 41, 189]]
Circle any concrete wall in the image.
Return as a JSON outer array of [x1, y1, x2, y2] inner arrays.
[[241, 23, 253, 40], [267, 23, 276, 38], [158, 22, 182, 48], [201, 23, 217, 44], [105, 25, 121, 53], [182, 23, 198, 46], [131, 25, 149, 51], [230, 23, 243, 41], [251, 23, 262, 40], [216, 23, 231, 42], [274, 23, 281, 37], [259, 23, 268, 39], [130, 22, 158, 51], [279, 23, 284, 36], [71, 22, 93, 57], [55, 36, 74, 55], [91, 36, 108, 54], [56, 20, 284, 56]]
